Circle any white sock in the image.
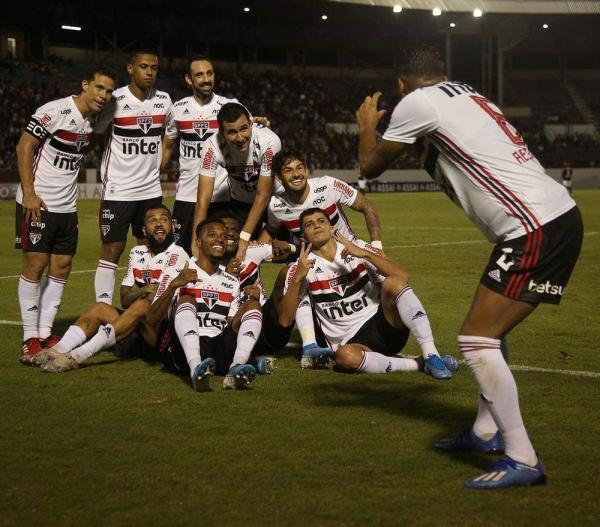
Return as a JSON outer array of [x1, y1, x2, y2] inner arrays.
[[38, 275, 67, 339], [296, 300, 316, 347], [53, 325, 87, 354], [95, 260, 118, 304], [473, 394, 500, 439], [18, 275, 41, 341], [358, 351, 420, 373], [232, 309, 262, 366], [460, 335, 537, 466], [174, 302, 201, 374], [70, 324, 116, 362], [395, 286, 439, 358]]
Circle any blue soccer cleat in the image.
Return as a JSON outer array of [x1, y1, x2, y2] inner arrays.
[[248, 356, 277, 375], [465, 456, 547, 490], [424, 353, 453, 380], [435, 428, 505, 454], [223, 363, 256, 390], [301, 343, 335, 369], [191, 357, 216, 392], [441, 354, 461, 373]]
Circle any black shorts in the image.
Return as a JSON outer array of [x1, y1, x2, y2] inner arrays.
[[15, 203, 78, 255], [255, 296, 293, 354], [174, 200, 232, 256], [161, 325, 238, 376], [99, 197, 163, 242], [480, 206, 583, 305], [346, 305, 410, 356]]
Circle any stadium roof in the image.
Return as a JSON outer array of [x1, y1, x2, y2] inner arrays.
[[327, 0, 600, 14]]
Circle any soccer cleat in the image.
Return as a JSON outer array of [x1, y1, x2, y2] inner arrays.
[[29, 349, 61, 367], [300, 343, 335, 369], [441, 354, 461, 373], [41, 335, 61, 349], [223, 364, 256, 390], [424, 353, 453, 380], [41, 353, 81, 373], [435, 428, 505, 454], [191, 357, 216, 392], [249, 356, 277, 375], [20, 338, 43, 365], [465, 456, 547, 490]]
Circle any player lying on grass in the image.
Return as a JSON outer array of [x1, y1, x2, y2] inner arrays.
[[32, 205, 191, 372], [156, 218, 271, 391], [278, 208, 459, 378]]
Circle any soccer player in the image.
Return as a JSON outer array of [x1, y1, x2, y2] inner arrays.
[[195, 103, 281, 260], [94, 50, 173, 304], [159, 218, 266, 390], [16, 66, 116, 363], [278, 208, 459, 379], [37, 205, 192, 373], [356, 45, 583, 489], [162, 55, 239, 254]]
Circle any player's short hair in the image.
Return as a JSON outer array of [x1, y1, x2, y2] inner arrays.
[[195, 218, 225, 238], [129, 49, 159, 64], [144, 203, 172, 220], [85, 66, 117, 84], [217, 103, 250, 128], [188, 54, 212, 74], [207, 210, 239, 226], [396, 44, 445, 78], [273, 150, 308, 177], [299, 208, 331, 230]]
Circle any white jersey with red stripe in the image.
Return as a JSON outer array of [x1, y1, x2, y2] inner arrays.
[[284, 239, 384, 350], [175, 258, 240, 338], [383, 81, 576, 242], [121, 243, 189, 303], [198, 125, 281, 204], [165, 94, 238, 203], [267, 176, 357, 245], [97, 86, 172, 201], [238, 243, 273, 305], [16, 96, 94, 213]]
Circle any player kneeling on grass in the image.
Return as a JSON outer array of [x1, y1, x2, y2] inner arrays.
[[279, 208, 459, 378], [35, 205, 190, 372], [158, 218, 265, 391]]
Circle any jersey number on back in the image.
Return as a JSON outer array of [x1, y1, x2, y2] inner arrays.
[[469, 96, 525, 147]]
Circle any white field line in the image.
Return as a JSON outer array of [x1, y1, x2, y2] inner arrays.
[[0, 267, 125, 280], [0, 320, 21, 326], [509, 364, 600, 378]]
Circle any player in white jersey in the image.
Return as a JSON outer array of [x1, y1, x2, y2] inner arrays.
[[162, 55, 239, 254], [279, 208, 459, 378], [159, 218, 266, 390], [195, 103, 281, 261], [36, 205, 192, 373], [262, 149, 382, 249], [356, 45, 583, 489], [15, 67, 116, 364], [93, 50, 173, 305]]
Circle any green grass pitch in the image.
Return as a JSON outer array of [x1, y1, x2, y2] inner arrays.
[[1, 191, 599, 526]]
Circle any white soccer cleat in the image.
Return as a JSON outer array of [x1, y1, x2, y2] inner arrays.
[[41, 353, 82, 373]]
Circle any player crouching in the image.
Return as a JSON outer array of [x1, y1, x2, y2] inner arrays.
[[160, 218, 265, 390], [279, 208, 459, 378]]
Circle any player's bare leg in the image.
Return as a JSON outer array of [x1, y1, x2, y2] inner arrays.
[[95, 240, 126, 304]]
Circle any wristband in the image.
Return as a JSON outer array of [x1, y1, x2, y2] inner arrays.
[[239, 231, 251, 242], [289, 244, 297, 254], [371, 240, 383, 250]]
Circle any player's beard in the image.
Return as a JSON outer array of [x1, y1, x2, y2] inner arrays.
[[148, 232, 175, 254], [194, 83, 213, 101]]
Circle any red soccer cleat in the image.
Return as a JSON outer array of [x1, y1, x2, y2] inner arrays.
[[41, 335, 61, 349], [20, 338, 43, 365]]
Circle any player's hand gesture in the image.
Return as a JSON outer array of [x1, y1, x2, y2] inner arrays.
[[356, 92, 387, 132], [242, 283, 261, 302], [334, 230, 368, 259], [252, 116, 271, 128], [293, 242, 314, 283], [171, 262, 198, 288], [235, 239, 249, 262], [22, 192, 47, 223], [271, 239, 292, 260], [226, 258, 243, 277]]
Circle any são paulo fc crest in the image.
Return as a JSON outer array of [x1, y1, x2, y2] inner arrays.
[[101, 224, 110, 236], [29, 232, 42, 245], [329, 276, 348, 296], [201, 290, 219, 309], [141, 270, 153, 284], [75, 134, 88, 152], [192, 121, 210, 139], [137, 116, 153, 134]]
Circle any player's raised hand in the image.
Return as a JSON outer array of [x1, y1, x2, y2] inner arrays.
[[334, 230, 368, 259], [171, 262, 198, 288], [235, 239, 249, 262], [226, 257, 243, 276], [22, 193, 47, 223], [293, 242, 315, 282], [252, 116, 271, 128], [356, 92, 387, 132]]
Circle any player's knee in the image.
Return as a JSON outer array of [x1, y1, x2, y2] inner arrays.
[[334, 345, 360, 371], [382, 275, 409, 297], [90, 301, 118, 319], [101, 242, 125, 262]]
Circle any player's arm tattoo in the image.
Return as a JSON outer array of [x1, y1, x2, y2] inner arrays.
[[350, 192, 381, 241]]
